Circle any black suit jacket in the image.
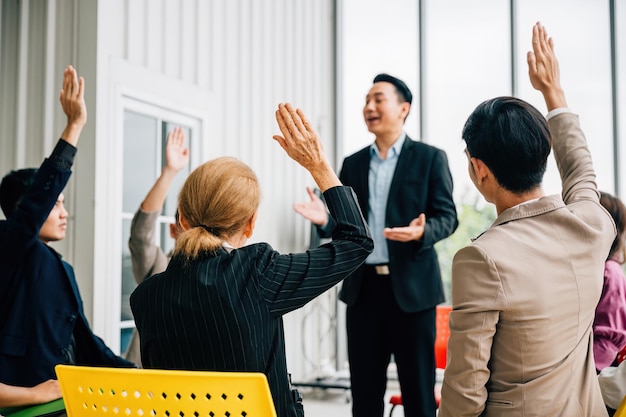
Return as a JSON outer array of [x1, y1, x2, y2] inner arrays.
[[0, 141, 134, 387], [130, 186, 373, 417], [334, 136, 458, 313]]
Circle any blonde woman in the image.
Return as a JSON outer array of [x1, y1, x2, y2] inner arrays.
[[130, 103, 373, 417]]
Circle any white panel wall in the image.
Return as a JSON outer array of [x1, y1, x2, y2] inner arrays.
[[97, 0, 336, 255], [1, 0, 338, 382]]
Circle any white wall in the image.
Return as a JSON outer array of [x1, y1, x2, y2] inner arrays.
[[0, 0, 337, 382]]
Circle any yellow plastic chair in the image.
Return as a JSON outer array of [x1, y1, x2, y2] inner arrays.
[[55, 365, 277, 417]]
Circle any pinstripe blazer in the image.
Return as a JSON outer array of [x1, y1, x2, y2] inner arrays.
[[130, 186, 373, 417]]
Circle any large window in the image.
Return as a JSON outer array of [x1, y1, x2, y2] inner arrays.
[[119, 98, 201, 354], [515, 0, 613, 194], [340, 0, 619, 303]]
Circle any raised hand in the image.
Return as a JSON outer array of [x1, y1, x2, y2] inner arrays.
[[140, 127, 189, 212], [164, 127, 190, 174], [527, 22, 566, 111], [273, 103, 340, 192], [59, 65, 87, 146], [273, 103, 327, 170], [293, 186, 329, 226]]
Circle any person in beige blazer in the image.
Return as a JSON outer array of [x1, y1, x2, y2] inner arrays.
[[439, 23, 616, 417]]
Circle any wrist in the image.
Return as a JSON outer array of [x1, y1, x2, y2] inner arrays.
[[161, 166, 179, 178], [60, 123, 85, 146], [542, 88, 567, 112], [309, 162, 340, 192]]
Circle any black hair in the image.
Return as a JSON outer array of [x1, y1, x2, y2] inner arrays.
[[462, 96, 551, 193], [373, 73, 413, 105], [0, 168, 38, 218], [599, 191, 626, 260]]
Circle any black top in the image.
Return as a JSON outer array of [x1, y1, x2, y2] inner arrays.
[[131, 186, 373, 417]]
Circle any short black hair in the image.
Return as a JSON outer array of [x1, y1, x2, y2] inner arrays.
[[463, 96, 551, 194], [373, 73, 413, 105], [0, 168, 38, 218]]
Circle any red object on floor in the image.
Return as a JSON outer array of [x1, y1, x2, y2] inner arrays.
[[388, 305, 451, 416]]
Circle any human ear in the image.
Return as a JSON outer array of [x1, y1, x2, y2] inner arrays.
[[178, 211, 190, 231], [244, 211, 258, 238], [471, 157, 490, 184]]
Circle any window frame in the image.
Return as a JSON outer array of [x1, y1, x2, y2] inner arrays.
[[118, 100, 202, 354], [92, 58, 212, 353]]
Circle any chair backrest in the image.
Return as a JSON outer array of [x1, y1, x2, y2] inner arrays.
[[435, 305, 452, 369], [55, 365, 277, 417]]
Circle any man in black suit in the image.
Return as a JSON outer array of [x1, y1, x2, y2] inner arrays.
[[294, 74, 458, 417]]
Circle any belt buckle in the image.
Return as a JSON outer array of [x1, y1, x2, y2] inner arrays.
[[375, 265, 390, 275]]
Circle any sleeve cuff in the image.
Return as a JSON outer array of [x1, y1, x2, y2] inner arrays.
[[546, 107, 571, 120], [48, 139, 77, 170]]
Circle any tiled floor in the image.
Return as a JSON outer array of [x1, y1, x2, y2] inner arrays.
[[300, 380, 401, 417], [298, 368, 443, 417]]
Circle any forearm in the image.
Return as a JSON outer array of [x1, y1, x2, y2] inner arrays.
[[129, 209, 164, 283], [266, 186, 373, 314], [317, 216, 336, 238], [0, 384, 47, 407], [549, 113, 599, 203], [141, 167, 179, 212], [59, 121, 85, 147], [308, 161, 341, 192], [541, 87, 567, 113], [1, 141, 74, 255]]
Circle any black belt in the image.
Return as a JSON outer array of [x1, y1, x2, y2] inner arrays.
[[365, 264, 390, 275]]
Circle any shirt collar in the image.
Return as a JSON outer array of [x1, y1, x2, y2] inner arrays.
[[370, 132, 406, 159], [222, 241, 235, 253]]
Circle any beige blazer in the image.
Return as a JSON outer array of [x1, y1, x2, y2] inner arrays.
[[440, 112, 616, 417]]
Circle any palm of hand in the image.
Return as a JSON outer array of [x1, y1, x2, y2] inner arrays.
[[294, 197, 327, 225]]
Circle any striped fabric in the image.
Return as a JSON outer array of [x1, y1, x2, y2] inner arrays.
[[130, 186, 373, 417]]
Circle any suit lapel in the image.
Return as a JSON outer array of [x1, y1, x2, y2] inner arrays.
[[353, 149, 371, 215], [388, 136, 414, 201]]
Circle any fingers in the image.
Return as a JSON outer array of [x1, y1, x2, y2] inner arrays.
[[306, 186, 318, 200], [77, 76, 85, 99], [532, 22, 553, 61], [527, 51, 536, 73], [408, 213, 426, 228], [275, 106, 292, 143], [289, 105, 307, 135], [165, 127, 190, 171], [167, 127, 185, 147], [272, 135, 287, 150], [275, 103, 303, 153], [59, 65, 85, 109], [61, 65, 79, 99], [60, 66, 71, 102], [276, 103, 307, 142], [297, 109, 314, 134]]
